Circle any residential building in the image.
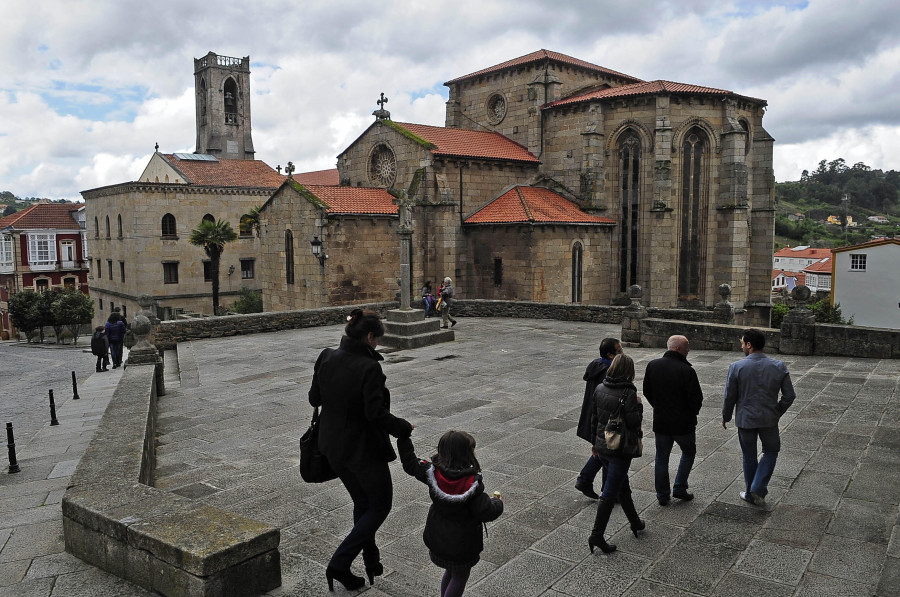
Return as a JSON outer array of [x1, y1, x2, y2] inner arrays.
[[773, 246, 831, 272], [868, 215, 889, 223], [802, 257, 832, 294], [0, 202, 90, 339], [831, 239, 900, 329], [771, 270, 805, 293]]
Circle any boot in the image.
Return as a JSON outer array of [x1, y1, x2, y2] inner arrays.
[[588, 498, 617, 553], [618, 490, 645, 537]]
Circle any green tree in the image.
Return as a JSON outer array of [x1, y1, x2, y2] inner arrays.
[[232, 286, 263, 313], [7, 289, 41, 341], [38, 288, 62, 343], [51, 288, 94, 344], [189, 218, 238, 314]]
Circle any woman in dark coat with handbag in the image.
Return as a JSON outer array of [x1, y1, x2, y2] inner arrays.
[[309, 309, 414, 591], [588, 353, 646, 554]]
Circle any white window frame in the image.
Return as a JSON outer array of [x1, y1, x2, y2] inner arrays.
[[28, 233, 57, 270], [849, 254, 867, 271], [0, 235, 13, 271]]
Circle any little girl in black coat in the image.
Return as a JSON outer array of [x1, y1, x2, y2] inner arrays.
[[398, 431, 503, 597]]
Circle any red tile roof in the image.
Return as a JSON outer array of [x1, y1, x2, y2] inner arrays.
[[302, 185, 398, 215], [547, 80, 766, 108], [773, 246, 832, 260], [445, 49, 642, 85], [465, 186, 614, 225], [803, 258, 832, 273], [161, 154, 285, 188], [294, 169, 340, 185], [831, 238, 900, 253], [395, 123, 540, 164], [772, 270, 806, 285], [0, 203, 80, 230]]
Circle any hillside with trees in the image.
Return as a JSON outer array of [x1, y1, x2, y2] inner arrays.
[[775, 159, 899, 249]]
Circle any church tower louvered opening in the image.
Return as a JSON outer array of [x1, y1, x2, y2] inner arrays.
[[194, 52, 255, 159]]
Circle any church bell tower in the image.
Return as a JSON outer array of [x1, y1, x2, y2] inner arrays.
[[193, 51, 255, 159]]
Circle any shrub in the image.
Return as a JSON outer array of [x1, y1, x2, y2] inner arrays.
[[771, 303, 790, 329], [232, 286, 263, 314]]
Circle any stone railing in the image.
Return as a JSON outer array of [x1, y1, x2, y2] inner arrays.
[[62, 361, 281, 597]]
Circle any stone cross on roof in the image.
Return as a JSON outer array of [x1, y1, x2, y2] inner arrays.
[[373, 92, 391, 120]]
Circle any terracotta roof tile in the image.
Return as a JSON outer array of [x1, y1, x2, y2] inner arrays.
[[803, 258, 832, 273], [294, 169, 340, 185], [0, 203, 80, 230], [547, 80, 766, 108], [445, 49, 642, 85], [772, 270, 806, 284], [395, 123, 539, 164], [773, 246, 831, 259], [161, 154, 285, 188], [303, 185, 398, 215], [465, 186, 614, 225]]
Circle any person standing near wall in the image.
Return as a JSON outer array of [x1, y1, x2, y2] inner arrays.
[[105, 311, 126, 369], [440, 277, 458, 329]]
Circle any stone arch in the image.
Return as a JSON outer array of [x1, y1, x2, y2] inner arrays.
[[605, 120, 653, 153], [672, 117, 720, 154]]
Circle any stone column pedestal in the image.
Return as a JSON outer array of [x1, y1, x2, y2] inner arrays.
[[380, 309, 454, 350], [621, 285, 648, 347], [779, 285, 816, 355]]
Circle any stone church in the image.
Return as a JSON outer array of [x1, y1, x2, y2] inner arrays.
[[260, 49, 774, 325], [84, 49, 775, 326]]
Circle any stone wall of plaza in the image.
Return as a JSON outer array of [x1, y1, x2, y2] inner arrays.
[[84, 183, 269, 325], [150, 299, 899, 358], [463, 225, 615, 303]]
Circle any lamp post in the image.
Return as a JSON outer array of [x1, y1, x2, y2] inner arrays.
[[310, 236, 325, 266]]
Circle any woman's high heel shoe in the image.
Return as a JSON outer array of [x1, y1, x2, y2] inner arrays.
[[325, 566, 365, 591], [365, 562, 384, 585], [630, 519, 646, 538], [588, 535, 617, 554]]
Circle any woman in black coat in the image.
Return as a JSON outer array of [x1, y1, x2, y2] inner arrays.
[[588, 353, 645, 554], [309, 309, 413, 591]]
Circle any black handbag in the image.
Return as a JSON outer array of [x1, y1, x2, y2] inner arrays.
[[299, 407, 338, 483]]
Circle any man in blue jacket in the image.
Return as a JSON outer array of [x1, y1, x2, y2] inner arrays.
[[722, 329, 796, 507]]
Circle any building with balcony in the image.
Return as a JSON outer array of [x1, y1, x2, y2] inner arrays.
[[0, 202, 89, 338]]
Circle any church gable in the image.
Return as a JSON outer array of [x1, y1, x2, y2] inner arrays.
[[138, 153, 187, 184], [465, 186, 613, 226]]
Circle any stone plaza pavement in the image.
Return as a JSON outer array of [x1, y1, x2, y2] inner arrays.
[[2, 318, 899, 596]]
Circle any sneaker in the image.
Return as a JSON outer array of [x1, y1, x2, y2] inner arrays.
[[740, 491, 766, 506], [672, 490, 694, 501], [575, 480, 599, 499]]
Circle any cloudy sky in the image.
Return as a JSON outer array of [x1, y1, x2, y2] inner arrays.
[[2, 0, 899, 201]]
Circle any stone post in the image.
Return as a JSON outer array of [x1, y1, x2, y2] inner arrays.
[[713, 283, 735, 324], [621, 285, 648, 347], [127, 294, 165, 396], [779, 285, 816, 355]]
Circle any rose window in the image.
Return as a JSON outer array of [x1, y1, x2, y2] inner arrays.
[[487, 93, 507, 124], [368, 144, 397, 187]]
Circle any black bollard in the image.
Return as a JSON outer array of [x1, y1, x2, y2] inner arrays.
[[6, 422, 20, 473], [72, 371, 80, 400], [49, 389, 59, 426]]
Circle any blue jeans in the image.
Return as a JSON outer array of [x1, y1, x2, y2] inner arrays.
[[738, 426, 780, 498], [654, 432, 696, 498], [329, 460, 393, 570], [577, 454, 602, 486], [599, 454, 633, 501], [109, 340, 124, 366]]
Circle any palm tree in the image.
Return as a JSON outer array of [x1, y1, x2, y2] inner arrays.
[[189, 219, 238, 314], [240, 205, 263, 237]]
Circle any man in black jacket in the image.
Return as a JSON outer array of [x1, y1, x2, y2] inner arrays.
[[643, 335, 704, 506]]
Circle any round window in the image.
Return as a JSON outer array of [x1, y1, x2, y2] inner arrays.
[[486, 93, 507, 125], [368, 144, 397, 187]]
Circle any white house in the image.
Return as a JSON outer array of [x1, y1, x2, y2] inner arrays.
[[802, 257, 832, 294], [773, 246, 831, 272], [772, 270, 804, 293], [868, 215, 889, 223], [831, 239, 900, 329]]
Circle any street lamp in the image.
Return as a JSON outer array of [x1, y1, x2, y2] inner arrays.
[[310, 236, 326, 265]]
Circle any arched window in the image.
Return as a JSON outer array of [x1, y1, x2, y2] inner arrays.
[[572, 242, 583, 303], [202, 213, 215, 223], [198, 78, 207, 123], [94, 216, 99, 238], [285, 230, 294, 285], [117, 214, 123, 239], [618, 132, 641, 293], [223, 78, 237, 124], [239, 214, 254, 237], [105, 215, 111, 239], [678, 128, 709, 301], [161, 213, 177, 237]]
